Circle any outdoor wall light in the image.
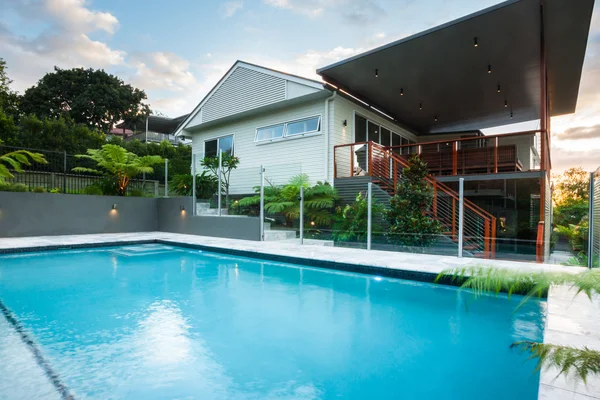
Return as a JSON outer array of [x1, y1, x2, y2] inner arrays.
[[434, 116, 438, 122], [375, 69, 379, 78], [505, 100, 508, 108], [112, 204, 117, 210], [342, 120, 347, 127], [419, 102, 423, 110], [180, 205, 185, 211], [400, 88, 404, 96], [488, 64, 492, 74], [474, 37, 478, 47], [510, 110, 514, 119], [497, 84, 501, 93]]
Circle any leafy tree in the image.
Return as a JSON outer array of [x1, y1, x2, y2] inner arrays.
[[436, 267, 600, 383], [333, 192, 385, 243], [73, 144, 162, 196], [0, 107, 19, 145], [201, 154, 240, 208], [0, 148, 47, 183], [553, 167, 590, 227], [386, 155, 442, 247], [238, 174, 338, 226], [0, 58, 20, 119], [14, 115, 106, 154], [20, 67, 150, 132]]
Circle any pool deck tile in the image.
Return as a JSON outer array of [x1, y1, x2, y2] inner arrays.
[[0, 232, 598, 400]]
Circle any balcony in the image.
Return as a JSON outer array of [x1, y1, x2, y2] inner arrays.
[[125, 131, 181, 145], [334, 130, 548, 179]]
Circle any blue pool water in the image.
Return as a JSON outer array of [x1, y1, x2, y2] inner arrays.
[[0, 244, 545, 399]]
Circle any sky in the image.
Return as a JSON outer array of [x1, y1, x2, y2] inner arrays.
[[0, 0, 599, 173]]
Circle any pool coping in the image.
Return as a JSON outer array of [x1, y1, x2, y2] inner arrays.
[[0, 232, 599, 400]]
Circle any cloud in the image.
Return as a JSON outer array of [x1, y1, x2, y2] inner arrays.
[[555, 125, 600, 141], [44, 0, 119, 34], [130, 52, 197, 92], [263, 0, 384, 23], [221, 1, 244, 18], [550, 147, 600, 173]]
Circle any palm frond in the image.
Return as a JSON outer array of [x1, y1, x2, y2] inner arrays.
[[511, 341, 600, 383]]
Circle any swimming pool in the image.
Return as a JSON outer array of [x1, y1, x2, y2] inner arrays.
[[0, 244, 545, 399]]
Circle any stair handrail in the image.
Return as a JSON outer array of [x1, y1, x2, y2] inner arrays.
[[369, 141, 497, 258]]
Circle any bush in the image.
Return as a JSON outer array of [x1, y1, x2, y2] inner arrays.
[[83, 184, 103, 195], [49, 188, 61, 194], [386, 155, 442, 247], [31, 186, 47, 193], [0, 182, 28, 192], [171, 171, 218, 200], [333, 192, 385, 243]]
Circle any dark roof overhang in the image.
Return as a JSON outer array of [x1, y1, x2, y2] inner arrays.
[[317, 0, 594, 135]]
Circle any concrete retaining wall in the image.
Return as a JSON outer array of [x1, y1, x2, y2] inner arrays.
[[157, 197, 260, 241], [0, 192, 158, 237], [0, 192, 261, 241]]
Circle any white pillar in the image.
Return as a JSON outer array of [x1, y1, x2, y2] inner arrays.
[[300, 186, 304, 245], [192, 154, 196, 216], [458, 177, 464, 258], [218, 150, 223, 216], [164, 159, 169, 198], [260, 165, 265, 241], [367, 182, 372, 250]]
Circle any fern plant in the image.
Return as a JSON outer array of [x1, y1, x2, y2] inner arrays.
[[238, 174, 339, 226], [73, 144, 162, 196], [0, 149, 47, 183]]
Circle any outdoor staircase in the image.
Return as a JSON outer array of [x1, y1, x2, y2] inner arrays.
[[334, 141, 497, 258]]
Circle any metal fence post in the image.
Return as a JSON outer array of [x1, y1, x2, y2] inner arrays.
[[63, 150, 67, 193], [218, 150, 223, 216], [589, 172, 595, 269], [367, 182, 372, 250], [260, 165, 265, 241], [458, 177, 465, 258], [300, 186, 304, 245], [192, 154, 197, 216], [164, 159, 169, 197], [154, 181, 159, 197]]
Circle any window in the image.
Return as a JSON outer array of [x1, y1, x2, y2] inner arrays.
[[255, 116, 321, 142], [355, 115, 367, 142], [256, 124, 284, 141], [287, 116, 320, 136], [205, 134, 234, 158], [367, 121, 380, 143]]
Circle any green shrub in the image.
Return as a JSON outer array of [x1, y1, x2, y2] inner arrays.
[[83, 184, 103, 195], [0, 182, 28, 192], [127, 189, 145, 197], [333, 192, 385, 243], [49, 188, 62, 194], [31, 186, 47, 193]]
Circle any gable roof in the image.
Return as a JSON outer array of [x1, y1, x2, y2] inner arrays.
[[174, 61, 325, 136]]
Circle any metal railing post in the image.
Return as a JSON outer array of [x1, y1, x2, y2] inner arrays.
[[218, 150, 223, 216], [192, 154, 197, 216], [300, 186, 304, 245], [63, 150, 67, 193], [260, 165, 265, 241], [458, 177, 465, 258], [164, 159, 169, 197], [367, 182, 372, 250], [588, 172, 595, 269]]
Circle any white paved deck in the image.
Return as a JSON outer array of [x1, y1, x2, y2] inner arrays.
[[0, 232, 598, 400]]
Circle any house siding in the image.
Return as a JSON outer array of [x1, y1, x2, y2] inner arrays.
[[202, 66, 287, 124], [192, 99, 327, 195]]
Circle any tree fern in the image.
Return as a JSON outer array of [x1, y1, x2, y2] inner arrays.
[[511, 341, 600, 383], [0, 149, 47, 183]]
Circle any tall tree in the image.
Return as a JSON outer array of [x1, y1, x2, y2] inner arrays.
[[20, 67, 150, 132], [0, 58, 20, 120]]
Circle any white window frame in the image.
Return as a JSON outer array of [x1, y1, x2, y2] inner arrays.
[[204, 134, 235, 158], [255, 115, 322, 144]]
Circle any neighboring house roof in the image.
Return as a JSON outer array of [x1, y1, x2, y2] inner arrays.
[[174, 61, 328, 137], [116, 114, 189, 135], [317, 0, 594, 134], [109, 127, 134, 136]]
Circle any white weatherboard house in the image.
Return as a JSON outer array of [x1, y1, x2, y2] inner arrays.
[[174, 0, 593, 262], [173, 61, 417, 194]]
